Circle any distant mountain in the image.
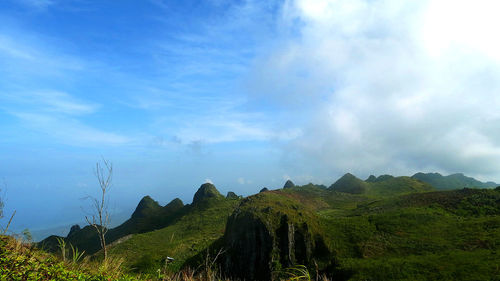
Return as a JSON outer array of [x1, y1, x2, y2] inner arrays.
[[330, 173, 434, 196], [226, 191, 239, 199], [283, 180, 295, 189], [366, 174, 395, 182], [38, 183, 228, 256], [38, 196, 186, 255], [329, 173, 368, 194], [412, 172, 498, 190], [192, 183, 224, 204]]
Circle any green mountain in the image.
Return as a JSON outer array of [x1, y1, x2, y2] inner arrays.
[[38, 196, 185, 255], [412, 172, 498, 190], [329, 173, 434, 196], [192, 182, 224, 204], [35, 173, 500, 280], [329, 173, 368, 194]]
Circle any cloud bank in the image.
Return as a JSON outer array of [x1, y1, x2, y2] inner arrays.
[[248, 0, 500, 180]]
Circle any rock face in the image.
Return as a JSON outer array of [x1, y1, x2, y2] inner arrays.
[[222, 195, 330, 280], [283, 180, 295, 189], [192, 183, 223, 204], [259, 187, 269, 193], [329, 173, 368, 194], [223, 211, 274, 280]]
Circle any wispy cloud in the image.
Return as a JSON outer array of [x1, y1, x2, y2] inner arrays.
[[0, 33, 85, 83], [1, 90, 131, 146], [11, 112, 131, 146], [148, 95, 301, 145], [1, 91, 98, 115], [0, 22, 132, 147]]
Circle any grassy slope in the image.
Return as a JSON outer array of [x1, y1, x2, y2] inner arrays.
[[365, 176, 434, 197], [319, 188, 500, 280], [107, 197, 240, 273]]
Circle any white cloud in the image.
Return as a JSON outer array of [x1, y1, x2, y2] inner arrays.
[[0, 33, 84, 75], [248, 0, 500, 180]]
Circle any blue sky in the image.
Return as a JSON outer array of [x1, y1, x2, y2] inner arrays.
[[1, 0, 500, 238]]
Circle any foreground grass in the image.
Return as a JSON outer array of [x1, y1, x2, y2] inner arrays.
[[0, 235, 137, 280]]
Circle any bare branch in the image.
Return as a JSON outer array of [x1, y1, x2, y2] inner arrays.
[[85, 158, 113, 261]]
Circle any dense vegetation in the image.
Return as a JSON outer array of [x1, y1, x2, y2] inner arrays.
[[4, 172, 499, 280]]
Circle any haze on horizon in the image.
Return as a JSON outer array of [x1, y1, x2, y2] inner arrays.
[[1, 0, 500, 237]]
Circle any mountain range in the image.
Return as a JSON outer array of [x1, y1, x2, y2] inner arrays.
[[37, 172, 500, 280]]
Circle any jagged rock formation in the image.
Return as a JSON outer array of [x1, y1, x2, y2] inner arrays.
[[259, 187, 269, 193], [283, 180, 295, 189]]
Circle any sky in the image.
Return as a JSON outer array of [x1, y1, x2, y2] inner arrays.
[[1, 0, 500, 238]]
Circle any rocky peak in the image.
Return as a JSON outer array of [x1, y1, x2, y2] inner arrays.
[[67, 224, 81, 237]]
